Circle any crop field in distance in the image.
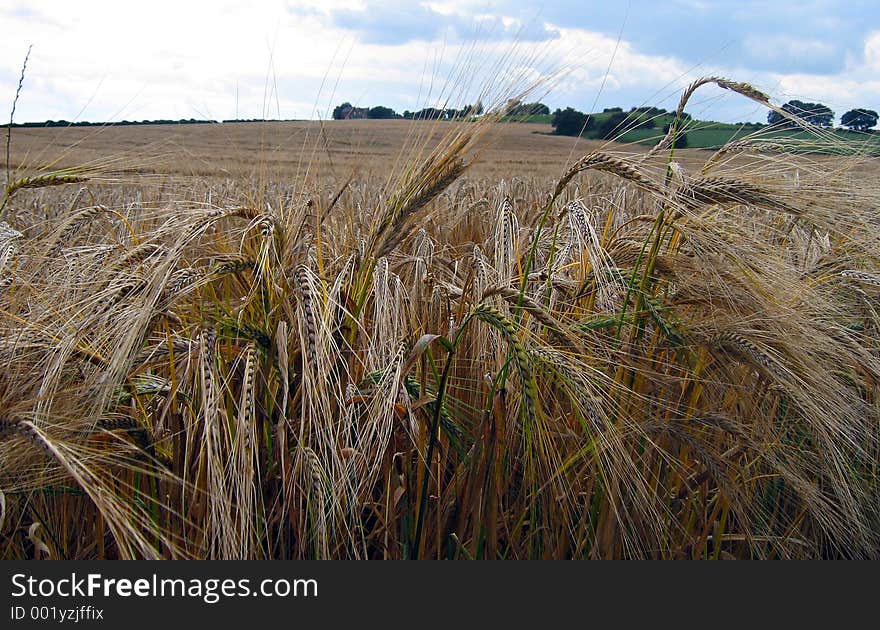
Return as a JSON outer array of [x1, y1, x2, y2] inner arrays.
[[7, 119, 606, 183]]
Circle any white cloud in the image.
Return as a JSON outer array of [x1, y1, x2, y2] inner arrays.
[[863, 31, 880, 71], [755, 30, 880, 120], [1, 0, 356, 120], [0, 1, 878, 125], [744, 34, 836, 64]]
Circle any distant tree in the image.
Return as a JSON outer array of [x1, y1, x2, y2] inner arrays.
[[367, 105, 399, 119], [407, 107, 442, 120], [629, 110, 657, 129], [767, 100, 834, 128], [630, 106, 667, 118], [504, 100, 550, 118], [801, 101, 834, 127], [336, 105, 368, 119], [400, 103, 485, 120], [332, 102, 352, 120], [551, 107, 592, 136], [452, 102, 483, 118], [603, 107, 623, 113], [596, 111, 630, 139], [841, 108, 878, 131], [519, 102, 550, 116], [503, 99, 523, 116]]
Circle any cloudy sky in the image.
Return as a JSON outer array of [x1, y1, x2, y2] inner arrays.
[[1, 0, 878, 124]]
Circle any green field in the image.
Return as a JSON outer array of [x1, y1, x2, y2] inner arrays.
[[512, 109, 880, 154]]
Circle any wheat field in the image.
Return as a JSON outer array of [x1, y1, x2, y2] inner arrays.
[[1, 79, 879, 559]]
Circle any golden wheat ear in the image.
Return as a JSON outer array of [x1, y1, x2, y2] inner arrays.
[[6, 171, 90, 197], [554, 151, 662, 200], [675, 176, 801, 215], [2, 171, 91, 215]]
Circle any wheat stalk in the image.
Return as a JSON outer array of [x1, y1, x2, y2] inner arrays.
[[5, 45, 31, 189], [702, 140, 786, 172], [374, 159, 467, 261], [472, 304, 539, 424], [493, 196, 519, 282], [6, 172, 90, 197], [840, 269, 880, 287], [713, 331, 788, 382], [555, 151, 661, 199], [295, 264, 319, 367], [481, 284, 584, 351], [675, 176, 800, 215]]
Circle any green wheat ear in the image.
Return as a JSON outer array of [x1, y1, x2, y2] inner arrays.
[[472, 304, 539, 424]]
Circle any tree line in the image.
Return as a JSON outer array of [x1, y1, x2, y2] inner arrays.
[[331, 96, 877, 140], [332, 99, 556, 121], [10, 118, 223, 128], [332, 101, 488, 120], [765, 101, 877, 131], [14, 99, 876, 134], [549, 101, 877, 140]]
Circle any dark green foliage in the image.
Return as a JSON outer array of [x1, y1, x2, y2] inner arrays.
[[505, 99, 551, 117], [333, 103, 369, 120], [402, 103, 483, 120], [551, 107, 592, 136], [629, 106, 667, 118], [596, 111, 631, 138], [403, 107, 448, 120], [367, 106, 399, 119], [768, 100, 834, 127], [841, 109, 878, 131], [332, 102, 353, 120]]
